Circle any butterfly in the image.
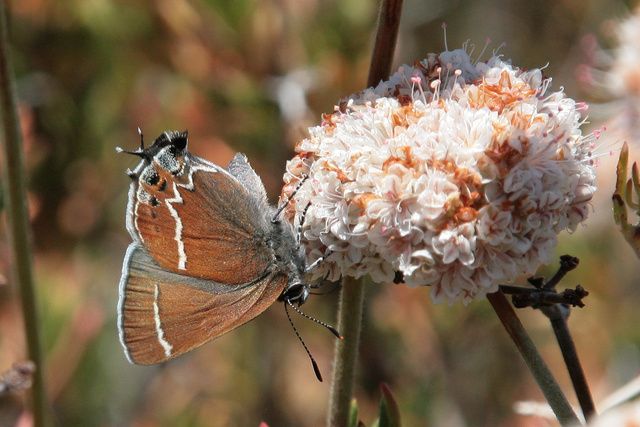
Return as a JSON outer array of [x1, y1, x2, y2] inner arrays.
[[116, 130, 333, 375]]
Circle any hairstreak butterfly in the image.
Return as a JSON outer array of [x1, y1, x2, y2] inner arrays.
[[117, 130, 337, 377]]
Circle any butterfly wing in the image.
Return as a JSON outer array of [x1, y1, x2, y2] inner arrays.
[[118, 244, 287, 365], [227, 153, 269, 207], [127, 139, 274, 284]]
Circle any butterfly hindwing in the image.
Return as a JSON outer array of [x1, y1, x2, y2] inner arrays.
[[118, 244, 287, 365], [227, 153, 270, 209]]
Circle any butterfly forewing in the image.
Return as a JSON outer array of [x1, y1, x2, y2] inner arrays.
[[128, 147, 273, 284], [118, 244, 287, 364]]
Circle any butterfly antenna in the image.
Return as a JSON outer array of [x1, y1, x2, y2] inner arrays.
[[284, 301, 323, 382], [137, 127, 145, 149], [286, 298, 342, 339], [296, 202, 311, 245], [306, 250, 334, 272], [273, 175, 308, 221], [116, 127, 148, 159]]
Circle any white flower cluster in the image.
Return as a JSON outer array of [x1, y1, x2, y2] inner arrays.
[[282, 48, 599, 304]]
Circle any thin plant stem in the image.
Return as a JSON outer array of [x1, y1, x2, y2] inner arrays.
[[367, 0, 404, 88], [327, 1, 403, 425], [541, 305, 596, 421], [0, 2, 49, 426], [327, 276, 365, 427], [487, 291, 581, 426]]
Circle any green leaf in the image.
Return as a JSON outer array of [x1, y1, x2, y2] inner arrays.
[[348, 398, 360, 427], [377, 383, 401, 427], [613, 142, 640, 258]]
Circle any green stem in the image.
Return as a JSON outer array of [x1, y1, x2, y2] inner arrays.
[[487, 291, 580, 426], [327, 276, 365, 427], [327, 1, 403, 424], [0, 2, 49, 426]]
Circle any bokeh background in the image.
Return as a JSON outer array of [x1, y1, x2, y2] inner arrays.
[[0, 0, 639, 425]]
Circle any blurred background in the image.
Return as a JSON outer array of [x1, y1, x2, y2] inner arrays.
[[0, 0, 639, 425]]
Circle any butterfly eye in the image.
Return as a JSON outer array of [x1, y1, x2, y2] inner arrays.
[[281, 282, 310, 306]]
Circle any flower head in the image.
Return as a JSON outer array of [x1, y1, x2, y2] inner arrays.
[[282, 46, 599, 304]]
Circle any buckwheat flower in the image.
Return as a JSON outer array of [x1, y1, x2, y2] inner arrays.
[[282, 45, 600, 304]]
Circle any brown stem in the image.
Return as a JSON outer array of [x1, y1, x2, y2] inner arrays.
[[487, 291, 580, 426], [541, 305, 596, 421], [366, 0, 404, 88]]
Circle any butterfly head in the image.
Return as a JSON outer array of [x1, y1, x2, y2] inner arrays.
[[117, 129, 189, 166], [267, 209, 311, 305]]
